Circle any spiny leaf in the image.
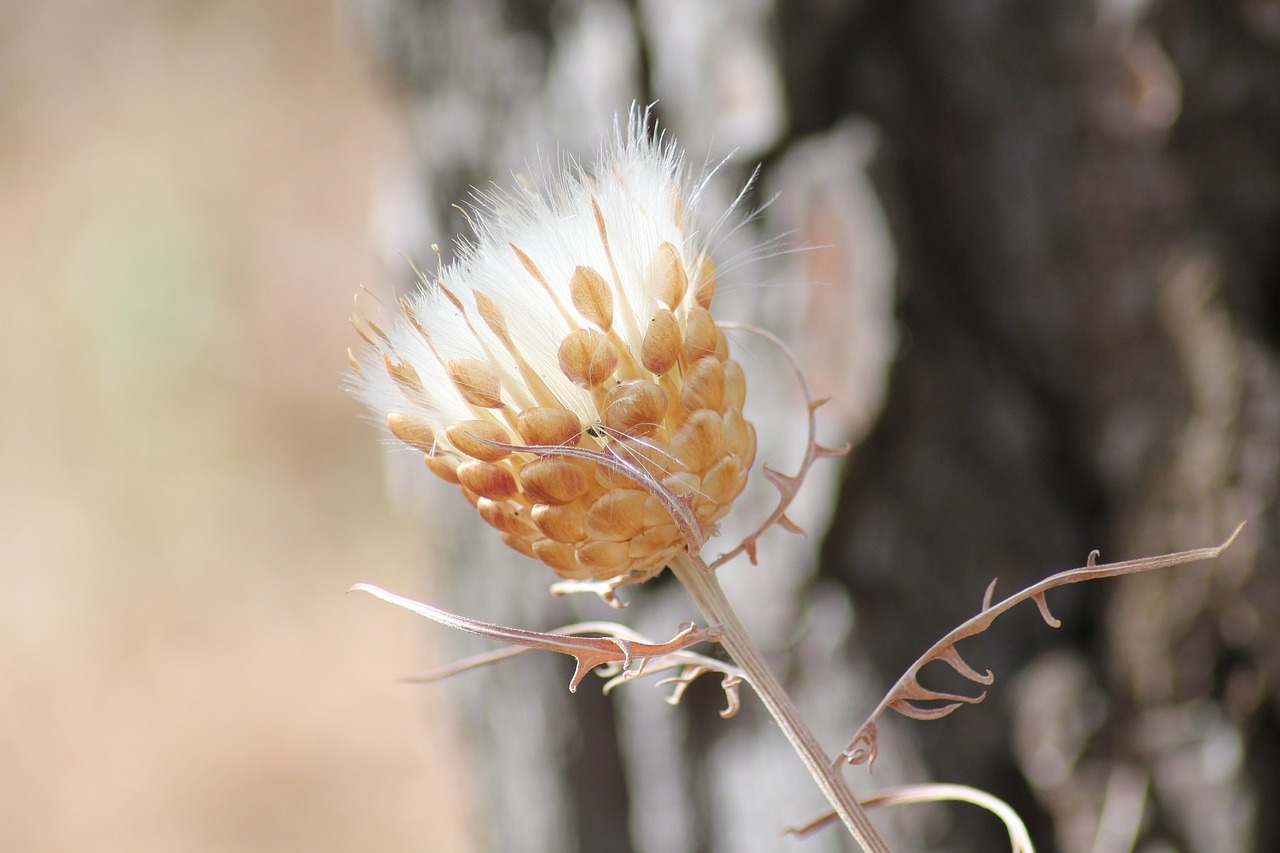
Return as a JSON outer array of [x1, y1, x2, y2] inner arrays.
[[711, 322, 848, 569], [839, 523, 1246, 768], [351, 585, 719, 692]]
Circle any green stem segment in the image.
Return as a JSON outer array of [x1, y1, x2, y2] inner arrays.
[[670, 552, 892, 853]]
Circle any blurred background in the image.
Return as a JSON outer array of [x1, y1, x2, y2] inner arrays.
[[0, 1, 477, 850], [6, 1, 1280, 852]]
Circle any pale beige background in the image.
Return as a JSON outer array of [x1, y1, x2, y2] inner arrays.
[[0, 2, 476, 849]]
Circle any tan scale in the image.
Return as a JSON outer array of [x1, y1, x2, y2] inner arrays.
[[387, 413, 436, 453], [446, 420, 513, 462]]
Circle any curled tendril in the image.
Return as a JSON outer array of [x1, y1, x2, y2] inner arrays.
[[787, 783, 1035, 853]]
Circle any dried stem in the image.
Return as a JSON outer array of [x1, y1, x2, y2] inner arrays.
[[669, 551, 891, 853]]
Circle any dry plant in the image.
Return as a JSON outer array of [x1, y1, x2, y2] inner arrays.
[[346, 109, 1242, 852]]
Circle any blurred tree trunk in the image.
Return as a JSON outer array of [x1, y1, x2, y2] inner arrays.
[[349, 1, 1280, 851]]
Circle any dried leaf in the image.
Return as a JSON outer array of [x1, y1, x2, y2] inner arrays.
[[710, 323, 847, 569], [350, 585, 719, 691], [838, 523, 1246, 766]]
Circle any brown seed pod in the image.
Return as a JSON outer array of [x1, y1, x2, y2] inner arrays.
[[500, 531, 538, 559], [517, 407, 582, 447], [382, 354, 424, 396], [446, 419, 514, 462], [701, 454, 744, 506], [532, 538, 581, 574], [473, 291, 513, 347], [683, 308, 719, 364], [569, 266, 614, 331], [722, 407, 750, 457], [662, 470, 701, 498], [531, 504, 586, 543], [447, 358, 503, 408], [627, 523, 681, 558], [650, 242, 688, 309], [456, 459, 519, 500], [739, 421, 757, 470], [387, 413, 436, 453], [713, 326, 730, 362], [694, 254, 716, 308], [558, 328, 619, 388], [722, 359, 746, 410], [520, 457, 591, 505], [601, 380, 668, 437], [582, 490, 648, 542], [424, 453, 462, 484], [679, 357, 726, 412], [477, 498, 536, 536], [640, 308, 681, 375], [641, 494, 673, 527], [575, 540, 631, 576], [669, 408, 725, 473]]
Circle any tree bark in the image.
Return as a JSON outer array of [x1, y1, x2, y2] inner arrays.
[[350, 1, 1280, 850]]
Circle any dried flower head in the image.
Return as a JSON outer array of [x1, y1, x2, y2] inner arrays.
[[349, 115, 755, 583]]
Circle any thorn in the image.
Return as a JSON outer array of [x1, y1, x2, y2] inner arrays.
[[762, 466, 798, 492], [777, 514, 807, 536], [982, 578, 998, 611], [1031, 592, 1061, 628], [937, 644, 994, 685], [890, 698, 969, 721], [1221, 520, 1247, 550], [814, 443, 851, 459], [1087, 549, 1100, 567]]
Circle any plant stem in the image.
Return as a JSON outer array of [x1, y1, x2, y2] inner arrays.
[[670, 552, 892, 853]]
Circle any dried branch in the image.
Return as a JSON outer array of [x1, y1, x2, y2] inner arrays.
[[394, 616, 747, 715], [350, 584, 720, 692], [839, 523, 1246, 769], [710, 322, 850, 568]]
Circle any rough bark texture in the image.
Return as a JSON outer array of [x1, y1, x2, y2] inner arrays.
[[350, 1, 1280, 850]]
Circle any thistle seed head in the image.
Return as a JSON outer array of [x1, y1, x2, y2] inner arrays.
[[350, 113, 754, 583]]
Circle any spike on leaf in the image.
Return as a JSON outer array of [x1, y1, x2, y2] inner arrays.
[[710, 323, 849, 570], [1031, 592, 1061, 628], [982, 579, 998, 611], [777, 514, 807, 536]]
